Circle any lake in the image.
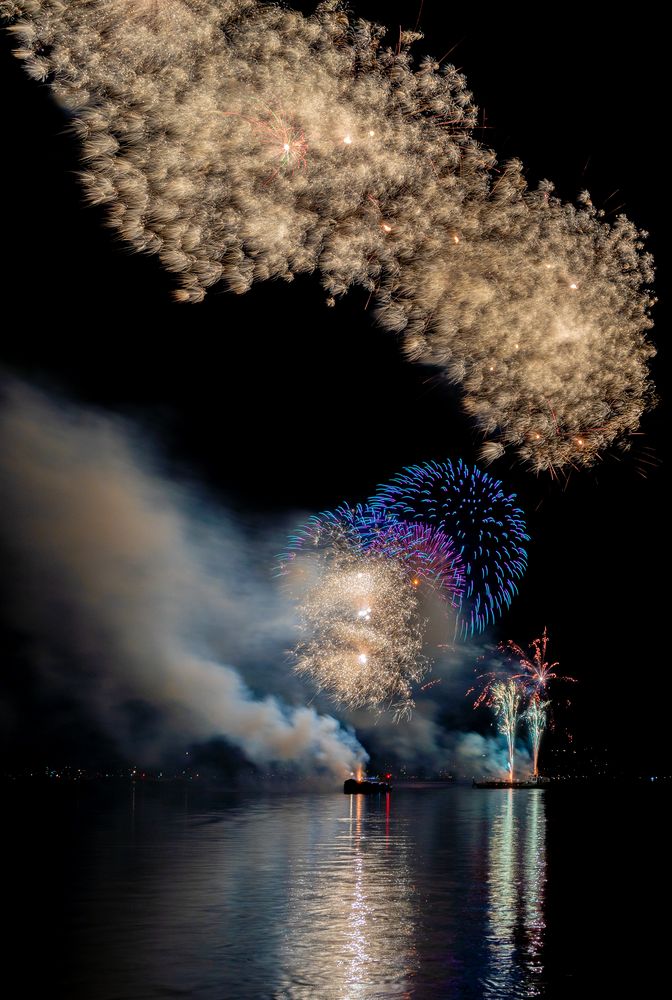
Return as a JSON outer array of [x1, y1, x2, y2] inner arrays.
[[5, 782, 666, 997]]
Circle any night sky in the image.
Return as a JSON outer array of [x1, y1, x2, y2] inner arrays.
[[1, 3, 666, 774]]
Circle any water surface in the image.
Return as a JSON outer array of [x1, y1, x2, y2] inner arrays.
[[6, 783, 665, 997]]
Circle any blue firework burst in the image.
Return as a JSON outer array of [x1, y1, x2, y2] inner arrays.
[[369, 460, 529, 636], [278, 502, 464, 601]]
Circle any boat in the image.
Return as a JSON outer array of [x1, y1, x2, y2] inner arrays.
[[343, 777, 391, 794]]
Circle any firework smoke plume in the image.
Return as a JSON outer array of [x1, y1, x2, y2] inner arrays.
[[0, 381, 367, 776]]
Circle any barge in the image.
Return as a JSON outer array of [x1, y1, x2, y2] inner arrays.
[[343, 777, 391, 794]]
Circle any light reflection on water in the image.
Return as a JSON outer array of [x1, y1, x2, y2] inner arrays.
[[484, 790, 546, 998], [276, 792, 417, 998], [29, 787, 549, 998]]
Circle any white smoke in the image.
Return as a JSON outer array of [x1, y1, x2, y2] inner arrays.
[[0, 381, 367, 775], [455, 731, 533, 780], [344, 640, 537, 779]]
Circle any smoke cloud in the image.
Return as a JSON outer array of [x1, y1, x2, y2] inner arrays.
[[0, 382, 367, 776], [454, 731, 532, 780], [348, 701, 533, 780], [1, 0, 655, 470], [344, 635, 535, 779]]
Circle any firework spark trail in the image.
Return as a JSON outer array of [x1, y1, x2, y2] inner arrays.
[[220, 102, 309, 181], [370, 459, 528, 637], [280, 505, 466, 717], [365, 520, 465, 604], [490, 629, 572, 775], [489, 678, 524, 781], [278, 502, 465, 603], [1, 0, 655, 470], [524, 693, 549, 778], [288, 531, 428, 720], [501, 626, 574, 692]]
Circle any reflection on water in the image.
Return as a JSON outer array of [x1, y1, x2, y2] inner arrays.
[[12, 786, 549, 998], [484, 790, 546, 998], [277, 793, 417, 997]]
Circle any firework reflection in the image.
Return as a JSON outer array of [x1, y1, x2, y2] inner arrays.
[[483, 790, 546, 997], [277, 794, 417, 997]]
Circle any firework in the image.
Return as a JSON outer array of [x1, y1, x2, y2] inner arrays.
[[500, 627, 575, 777], [489, 678, 524, 781], [370, 460, 528, 636], [524, 693, 550, 778], [2, 1, 655, 469], [279, 503, 464, 602], [291, 532, 427, 719], [381, 182, 655, 473], [278, 504, 398, 571], [366, 520, 465, 604], [501, 626, 574, 692], [221, 102, 309, 180]]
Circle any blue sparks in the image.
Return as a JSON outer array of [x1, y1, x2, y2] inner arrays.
[[369, 459, 529, 637]]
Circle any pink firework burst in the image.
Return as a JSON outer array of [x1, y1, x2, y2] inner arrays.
[[500, 627, 575, 693]]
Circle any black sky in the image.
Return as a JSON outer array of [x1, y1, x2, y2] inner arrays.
[[1, 3, 666, 772]]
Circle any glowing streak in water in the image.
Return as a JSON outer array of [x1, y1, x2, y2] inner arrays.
[[485, 791, 547, 997]]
